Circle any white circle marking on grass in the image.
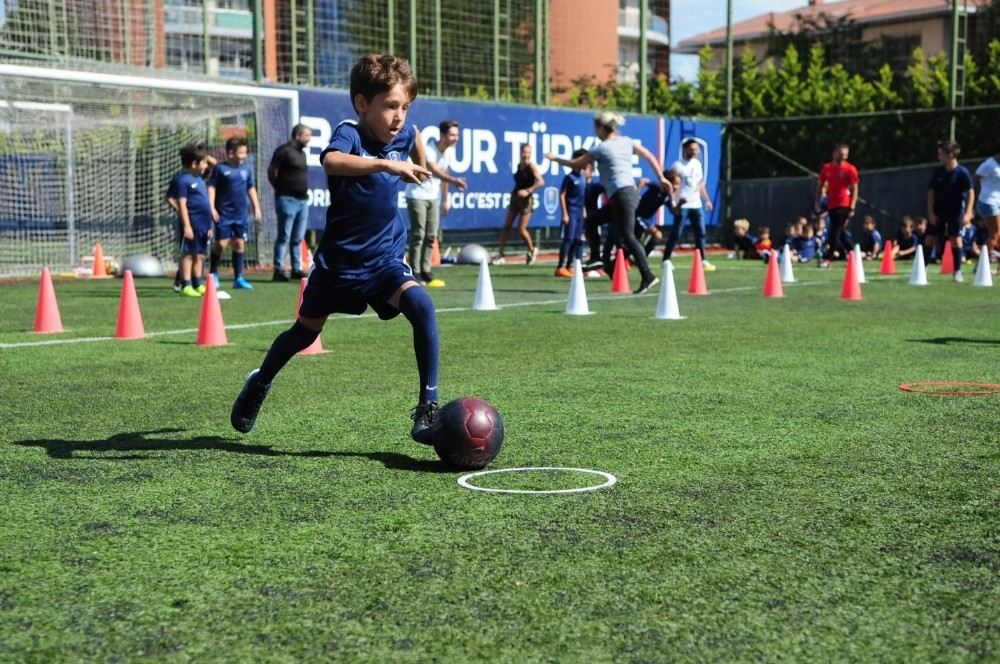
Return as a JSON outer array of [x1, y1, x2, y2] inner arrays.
[[457, 466, 617, 494]]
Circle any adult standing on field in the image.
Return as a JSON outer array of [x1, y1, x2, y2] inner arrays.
[[269, 123, 313, 282], [405, 120, 467, 288], [815, 143, 859, 266], [662, 138, 715, 271], [928, 139, 976, 282], [974, 140, 1000, 259], [546, 111, 671, 294]]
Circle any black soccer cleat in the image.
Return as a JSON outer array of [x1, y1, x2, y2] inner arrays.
[[409, 401, 439, 446], [634, 275, 659, 295], [230, 369, 271, 434]]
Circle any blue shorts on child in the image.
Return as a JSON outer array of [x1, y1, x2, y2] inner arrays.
[[181, 229, 211, 255], [299, 258, 416, 321], [216, 217, 249, 241], [560, 210, 584, 241]]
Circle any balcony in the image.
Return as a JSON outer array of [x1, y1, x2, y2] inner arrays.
[[618, 7, 669, 46], [164, 2, 254, 39]]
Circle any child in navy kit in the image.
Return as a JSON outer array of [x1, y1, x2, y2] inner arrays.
[[208, 136, 261, 290], [174, 144, 214, 297], [231, 54, 440, 443], [555, 149, 588, 277]]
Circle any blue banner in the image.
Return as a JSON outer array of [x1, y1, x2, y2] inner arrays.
[[283, 87, 722, 232]]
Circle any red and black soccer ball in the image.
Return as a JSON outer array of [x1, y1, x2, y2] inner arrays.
[[432, 396, 504, 470]]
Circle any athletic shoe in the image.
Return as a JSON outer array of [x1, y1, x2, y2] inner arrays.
[[231, 369, 271, 434], [196, 284, 207, 295], [172, 282, 182, 293], [233, 276, 254, 290], [555, 267, 573, 278], [290, 270, 309, 280], [820, 259, 832, 269], [180, 285, 202, 297], [526, 248, 538, 265], [272, 271, 290, 282], [425, 278, 446, 288], [702, 260, 717, 272], [493, 254, 507, 265], [634, 275, 659, 295], [210, 272, 220, 287], [410, 401, 439, 445], [953, 270, 964, 283], [583, 259, 604, 271]]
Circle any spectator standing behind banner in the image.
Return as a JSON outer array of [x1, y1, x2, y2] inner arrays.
[[815, 143, 859, 267], [662, 138, 715, 271], [405, 120, 467, 288], [927, 140, 975, 282], [974, 140, 1000, 258], [269, 123, 313, 282]]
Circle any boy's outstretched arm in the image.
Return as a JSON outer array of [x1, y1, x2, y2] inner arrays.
[[323, 150, 430, 184]]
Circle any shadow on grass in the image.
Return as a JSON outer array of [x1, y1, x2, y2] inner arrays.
[[14, 428, 334, 459], [910, 336, 1000, 346], [328, 451, 451, 473]]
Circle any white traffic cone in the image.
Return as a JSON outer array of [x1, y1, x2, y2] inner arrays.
[[565, 258, 592, 315], [473, 257, 498, 310], [973, 244, 993, 287], [780, 243, 795, 283], [853, 244, 866, 284], [654, 260, 684, 320], [910, 245, 928, 286]]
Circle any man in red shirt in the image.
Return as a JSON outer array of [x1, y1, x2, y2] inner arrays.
[[815, 143, 860, 265]]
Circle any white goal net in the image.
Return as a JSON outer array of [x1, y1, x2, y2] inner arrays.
[[0, 65, 296, 277]]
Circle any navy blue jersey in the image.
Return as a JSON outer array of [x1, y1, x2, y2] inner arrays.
[[929, 165, 973, 218], [560, 171, 585, 213], [584, 180, 606, 216], [794, 235, 817, 260], [209, 161, 255, 221], [895, 231, 919, 252], [175, 172, 213, 231], [317, 121, 416, 275], [635, 183, 669, 220], [861, 229, 883, 254], [166, 172, 182, 201]]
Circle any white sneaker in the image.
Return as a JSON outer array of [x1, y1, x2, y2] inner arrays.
[[702, 260, 717, 272], [953, 270, 964, 283], [492, 254, 506, 265]]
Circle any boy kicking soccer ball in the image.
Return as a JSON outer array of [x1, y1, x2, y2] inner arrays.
[[230, 54, 441, 443]]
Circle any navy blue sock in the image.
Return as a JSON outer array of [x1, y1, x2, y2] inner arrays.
[[571, 239, 585, 263], [192, 275, 201, 289], [233, 252, 245, 279], [953, 243, 962, 271], [257, 321, 320, 385], [558, 237, 572, 268], [181, 279, 191, 288], [398, 286, 440, 404], [209, 248, 221, 275]]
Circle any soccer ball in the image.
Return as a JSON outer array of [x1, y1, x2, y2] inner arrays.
[[432, 397, 504, 470]]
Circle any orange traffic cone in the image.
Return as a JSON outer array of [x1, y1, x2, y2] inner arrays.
[[687, 249, 708, 295], [295, 278, 325, 355], [880, 240, 896, 275], [431, 238, 442, 268], [115, 270, 145, 340], [940, 239, 955, 274], [611, 248, 630, 293], [841, 251, 863, 300], [196, 276, 228, 346], [763, 250, 784, 298], [91, 243, 109, 277], [300, 239, 312, 272], [34, 266, 64, 333]]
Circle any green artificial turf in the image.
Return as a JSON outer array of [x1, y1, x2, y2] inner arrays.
[[0, 259, 997, 661]]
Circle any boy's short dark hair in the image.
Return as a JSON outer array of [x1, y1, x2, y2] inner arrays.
[[225, 136, 248, 152], [350, 54, 417, 112], [938, 139, 961, 156], [571, 148, 588, 159], [438, 120, 459, 135], [179, 143, 208, 167]]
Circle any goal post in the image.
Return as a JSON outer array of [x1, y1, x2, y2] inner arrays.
[[0, 64, 298, 277]]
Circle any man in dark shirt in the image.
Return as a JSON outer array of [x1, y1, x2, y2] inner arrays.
[[927, 139, 976, 282], [268, 123, 313, 281]]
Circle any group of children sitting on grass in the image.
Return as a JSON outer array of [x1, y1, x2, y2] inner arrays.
[[731, 213, 991, 267]]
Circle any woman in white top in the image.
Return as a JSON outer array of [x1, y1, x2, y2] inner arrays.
[[974, 141, 1000, 259], [546, 111, 671, 294]]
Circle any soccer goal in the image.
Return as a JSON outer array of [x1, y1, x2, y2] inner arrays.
[[0, 64, 298, 277]]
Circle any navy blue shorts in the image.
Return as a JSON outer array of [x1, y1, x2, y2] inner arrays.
[[180, 228, 211, 255], [299, 259, 417, 321], [216, 218, 249, 241], [561, 211, 584, 241]]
